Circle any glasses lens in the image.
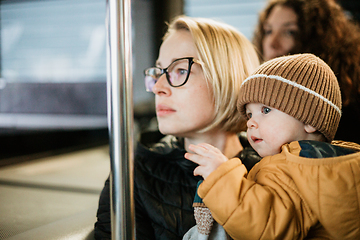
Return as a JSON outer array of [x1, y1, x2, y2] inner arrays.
[[144, 58, 194, 92], [145, 75, 156, 92], [144, 67, 162, 92], [167, 58, 191, 87]]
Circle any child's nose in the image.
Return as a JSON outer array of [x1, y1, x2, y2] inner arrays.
[[247, 117, 258, 129]]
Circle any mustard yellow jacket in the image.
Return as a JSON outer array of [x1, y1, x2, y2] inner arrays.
[[198, 140, 360, 240]]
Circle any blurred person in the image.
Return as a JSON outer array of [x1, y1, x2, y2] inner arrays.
[[94, 15, 261, 240], [253, 0, 360, 143]]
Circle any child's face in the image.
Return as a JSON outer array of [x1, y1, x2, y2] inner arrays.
[[245, 103, 310, 158]]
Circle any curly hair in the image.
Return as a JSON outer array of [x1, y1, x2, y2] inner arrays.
[[253, 0, 360, 107]]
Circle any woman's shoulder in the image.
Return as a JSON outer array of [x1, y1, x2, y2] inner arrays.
[[137, 130, 184, 154]]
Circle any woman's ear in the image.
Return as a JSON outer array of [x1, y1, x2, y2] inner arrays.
[[304, 124, 317, 134]]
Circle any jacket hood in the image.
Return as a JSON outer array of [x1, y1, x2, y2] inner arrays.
[[283, 140, 360, 239]]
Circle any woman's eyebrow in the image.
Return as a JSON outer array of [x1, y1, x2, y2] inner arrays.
[[283, 21, 298, 27], [264, 21, 298, 28], [155, 58, 175, 68]]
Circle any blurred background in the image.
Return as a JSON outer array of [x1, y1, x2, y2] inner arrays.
[[0, 0, 359, 239], [1, 0, 359, 163]]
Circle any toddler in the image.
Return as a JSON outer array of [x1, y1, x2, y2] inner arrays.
[[184, 53, 360, 240]]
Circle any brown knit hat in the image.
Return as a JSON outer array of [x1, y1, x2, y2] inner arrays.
[[237, 53, 342, 142]]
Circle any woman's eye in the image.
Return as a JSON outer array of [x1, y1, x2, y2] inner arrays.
[[171, 64, 188, 76], [283, 29, 298, 37], [178, 69, 188, 75], [262, 107, 271, 114], [263, 28, 272, 36]]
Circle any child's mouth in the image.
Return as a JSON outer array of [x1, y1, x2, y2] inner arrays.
[[251, 136, 262, 143]]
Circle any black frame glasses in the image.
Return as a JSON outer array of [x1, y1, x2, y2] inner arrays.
[[144, 57, 200, 92]]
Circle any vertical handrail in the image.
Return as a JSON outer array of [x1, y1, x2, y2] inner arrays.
[[106, 0, 135, 239]]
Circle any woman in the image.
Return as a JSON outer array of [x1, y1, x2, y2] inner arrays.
[[253, 0, 360, 143], [94, 15, 261, 239]]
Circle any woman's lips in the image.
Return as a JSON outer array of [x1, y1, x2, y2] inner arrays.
[[156, 105, 176, 116]]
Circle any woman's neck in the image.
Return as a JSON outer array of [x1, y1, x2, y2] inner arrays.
[[184, 130, 243, 158]]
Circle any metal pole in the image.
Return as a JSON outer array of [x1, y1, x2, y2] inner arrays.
[[106, 0, 134, 239]]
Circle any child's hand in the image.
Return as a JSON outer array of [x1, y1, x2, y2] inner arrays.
[[185, 143, 229, 179]]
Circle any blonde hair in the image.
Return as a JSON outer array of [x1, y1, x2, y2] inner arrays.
[[164, 15, 260, 133]]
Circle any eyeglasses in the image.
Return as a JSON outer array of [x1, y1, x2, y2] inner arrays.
[[144, 57, 200, 92]]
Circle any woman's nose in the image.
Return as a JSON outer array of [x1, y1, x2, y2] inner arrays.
[[247, 117, 258, 129], [152, 74, 171, 95], [269, 32, 280, 49]]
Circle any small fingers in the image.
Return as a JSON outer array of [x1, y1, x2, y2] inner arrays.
[[188, 144, 207, 155], [193, 166, 201, 177], [188, 143, 222, 157], [197, 143, 222, 154], [184, 152, 205, 165], [186, 143, 229, 179]]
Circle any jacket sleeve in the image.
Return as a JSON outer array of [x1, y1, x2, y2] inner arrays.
[[94, 176, 111, 240], [198, 158, 314, 240], [94, 176, 156, 240]]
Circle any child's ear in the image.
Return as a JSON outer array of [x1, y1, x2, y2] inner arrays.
[[304, 124, 317, 133]]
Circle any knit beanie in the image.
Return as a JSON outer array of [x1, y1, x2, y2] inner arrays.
[[237, 53, 342, 142]]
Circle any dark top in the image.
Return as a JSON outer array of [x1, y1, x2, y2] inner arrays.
[[94, 131, 261, 240], [335, 101, 360, 144]]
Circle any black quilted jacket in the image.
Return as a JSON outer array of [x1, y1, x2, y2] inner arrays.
[[94, 131, 260, 240]]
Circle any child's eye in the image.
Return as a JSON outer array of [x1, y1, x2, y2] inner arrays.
[[262, 106, 271, 114], [246, 112, 252, 120]]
